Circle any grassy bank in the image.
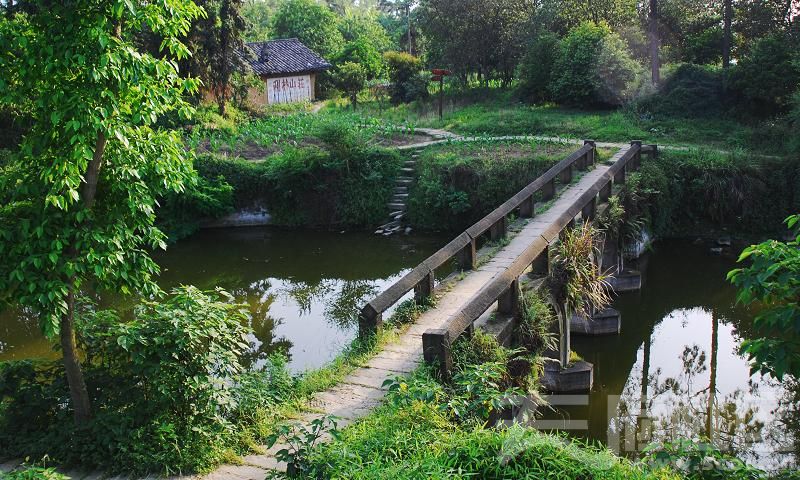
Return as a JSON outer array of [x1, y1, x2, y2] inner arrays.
[[327, 89, 793, 155]]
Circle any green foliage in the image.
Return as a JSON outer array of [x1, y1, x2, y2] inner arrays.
[[383, 51, 427, 104], [157, 175, 235, 241], [517, 289, 557, 353], [192, 122, 401, 228], [643, 439, 765, 480], [0, 287, 295, 475], [635, 64, 726, 119], [728, 214, 800, 379], [334, 62, 367, 109], [407, 141, 564, 231], [0, 467, 69, 480], [733, 32, 800, 114], [308, 398, 673, 479], [452, 329, 509, 373], [682, 26, 723, 65], [272, 0, 344, 59], [549, 222, 611, 319], [337, 10, 392, 79], [550, 21, 641, 106], [265, 415, 340, 479], [517, 32, 560, 104]]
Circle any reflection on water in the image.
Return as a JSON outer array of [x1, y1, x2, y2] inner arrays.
[[540, 240, 799, 470], [0, 227, 445, 372]]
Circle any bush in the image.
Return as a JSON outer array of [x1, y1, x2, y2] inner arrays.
[[634, 64, 725, 118], [407, 141, 561, 231], [733, 32, 800, 115], [0, 287, 294, 475], [157, 174, 235, 242], [192, 122, 401, 228], [682, 26, 723, 65], [516, 32, 560, 104], [384, 51, 428, 104], [333, 61, 367, 109], [550, 21, 642, 107]]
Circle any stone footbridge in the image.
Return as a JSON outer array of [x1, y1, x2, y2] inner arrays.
[[5, 139, 655, 480]]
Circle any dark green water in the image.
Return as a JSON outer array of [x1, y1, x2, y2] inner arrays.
[[0, 227, 446, 372], [538, 239, 799, 470]]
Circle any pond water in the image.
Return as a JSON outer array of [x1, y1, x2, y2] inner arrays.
[[0, 227, 446, 372], [538, 239, 799, 470]]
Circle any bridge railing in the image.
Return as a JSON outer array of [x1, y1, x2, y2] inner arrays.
[[422, 141, 657, 380], [358, 140, 599, 337]]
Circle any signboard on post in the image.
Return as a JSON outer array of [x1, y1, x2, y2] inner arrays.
[[430, 69, 451, 121]]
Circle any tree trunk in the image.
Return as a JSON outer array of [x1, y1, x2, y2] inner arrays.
[[406, 4, 412, 54], [649, 0, 660, 85], [61, 282, 92, 424], [558, 303, 571, 367], [705, 311, 719, 441], [722, 0, 732, 69]]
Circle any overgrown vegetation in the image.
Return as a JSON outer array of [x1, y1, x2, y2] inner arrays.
[[406, 140, 575, 231]]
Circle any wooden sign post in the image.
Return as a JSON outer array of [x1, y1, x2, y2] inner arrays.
[[431, 69, 451, 121]]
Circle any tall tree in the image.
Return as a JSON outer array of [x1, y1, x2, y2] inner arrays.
[[649, 0, 660, 84], [722, 0, 733, 68], [378, 0, 415, 53], [272, 0, 344, 59], [0, 0, 202, 424], [208, 0, 247, 115]]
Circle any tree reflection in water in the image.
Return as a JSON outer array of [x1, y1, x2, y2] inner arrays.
[[613, 307, 796, 469]]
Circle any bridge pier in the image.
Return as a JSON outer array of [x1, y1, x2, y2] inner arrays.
[[571, 308, 621, 335], [422, 328, 453, 382], [541, 358, 594, 393]]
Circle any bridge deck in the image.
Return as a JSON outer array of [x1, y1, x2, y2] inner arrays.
[[214, 146, 632, 477]]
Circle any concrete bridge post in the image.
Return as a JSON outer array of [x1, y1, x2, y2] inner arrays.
[[531, 245, 549, 276], [582, 196, 598, 222], [414, 270, 435, 302], [559, 163, 573, 185], [542, 178, 556, 201], [497, 278, 520, 315], [490, 216, 507, 241], [630, 140, 642, 170], [422, 328, 453, 382], [519, 195, 535, 218], [457, 239, 477, 270], [583, 140, 596, 167], [358, 305, 382, 338]]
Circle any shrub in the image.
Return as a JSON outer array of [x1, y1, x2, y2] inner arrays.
[[0, 287, 288, 475], [407, 141, 561, 231], [634, 64, 725, 118], [550, 21, 642, 107], [333, 61, 367, 110], [384, 51, 428, 104], [516, 32, 560, 104], [157, 174, 235, 242], [682, 26, 723, 65], [733, 32, 800, 114]]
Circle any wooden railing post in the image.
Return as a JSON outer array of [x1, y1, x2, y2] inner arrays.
[[613, 167, 626, 185], [498, 278, 520, 315], [630, 140, 642, 170], [532, 245, 549, 276], [583, 140, 596, 168], [414, 270, 435, 302], [542, 178, 556, 201], [559, 164, 573, 185], [358, 304, 382, 338], [599, 180, 612, 202], [457, 238, 477, 270], [490, 216, 507, 241], [582, 196, 597, 222], [519, 195, 535, 218], [423, 328, 452, 382]]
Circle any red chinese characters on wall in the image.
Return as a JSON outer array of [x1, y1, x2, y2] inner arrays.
[[268, 74, 312, 104]]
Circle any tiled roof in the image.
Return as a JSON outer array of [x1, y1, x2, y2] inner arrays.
[[238, 38, 331, 76]]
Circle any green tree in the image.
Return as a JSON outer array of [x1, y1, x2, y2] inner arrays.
[[335, 62, 367, 109], [194, 0, 248, 115], [336, 10, 392, 79], [516, 32, 560, 103], [550, 21, 642, 106], [242, 0, 280, 41], [272, 0, 344, 59], [728, 214, 800, 379], [0, 0, 202, 424]]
